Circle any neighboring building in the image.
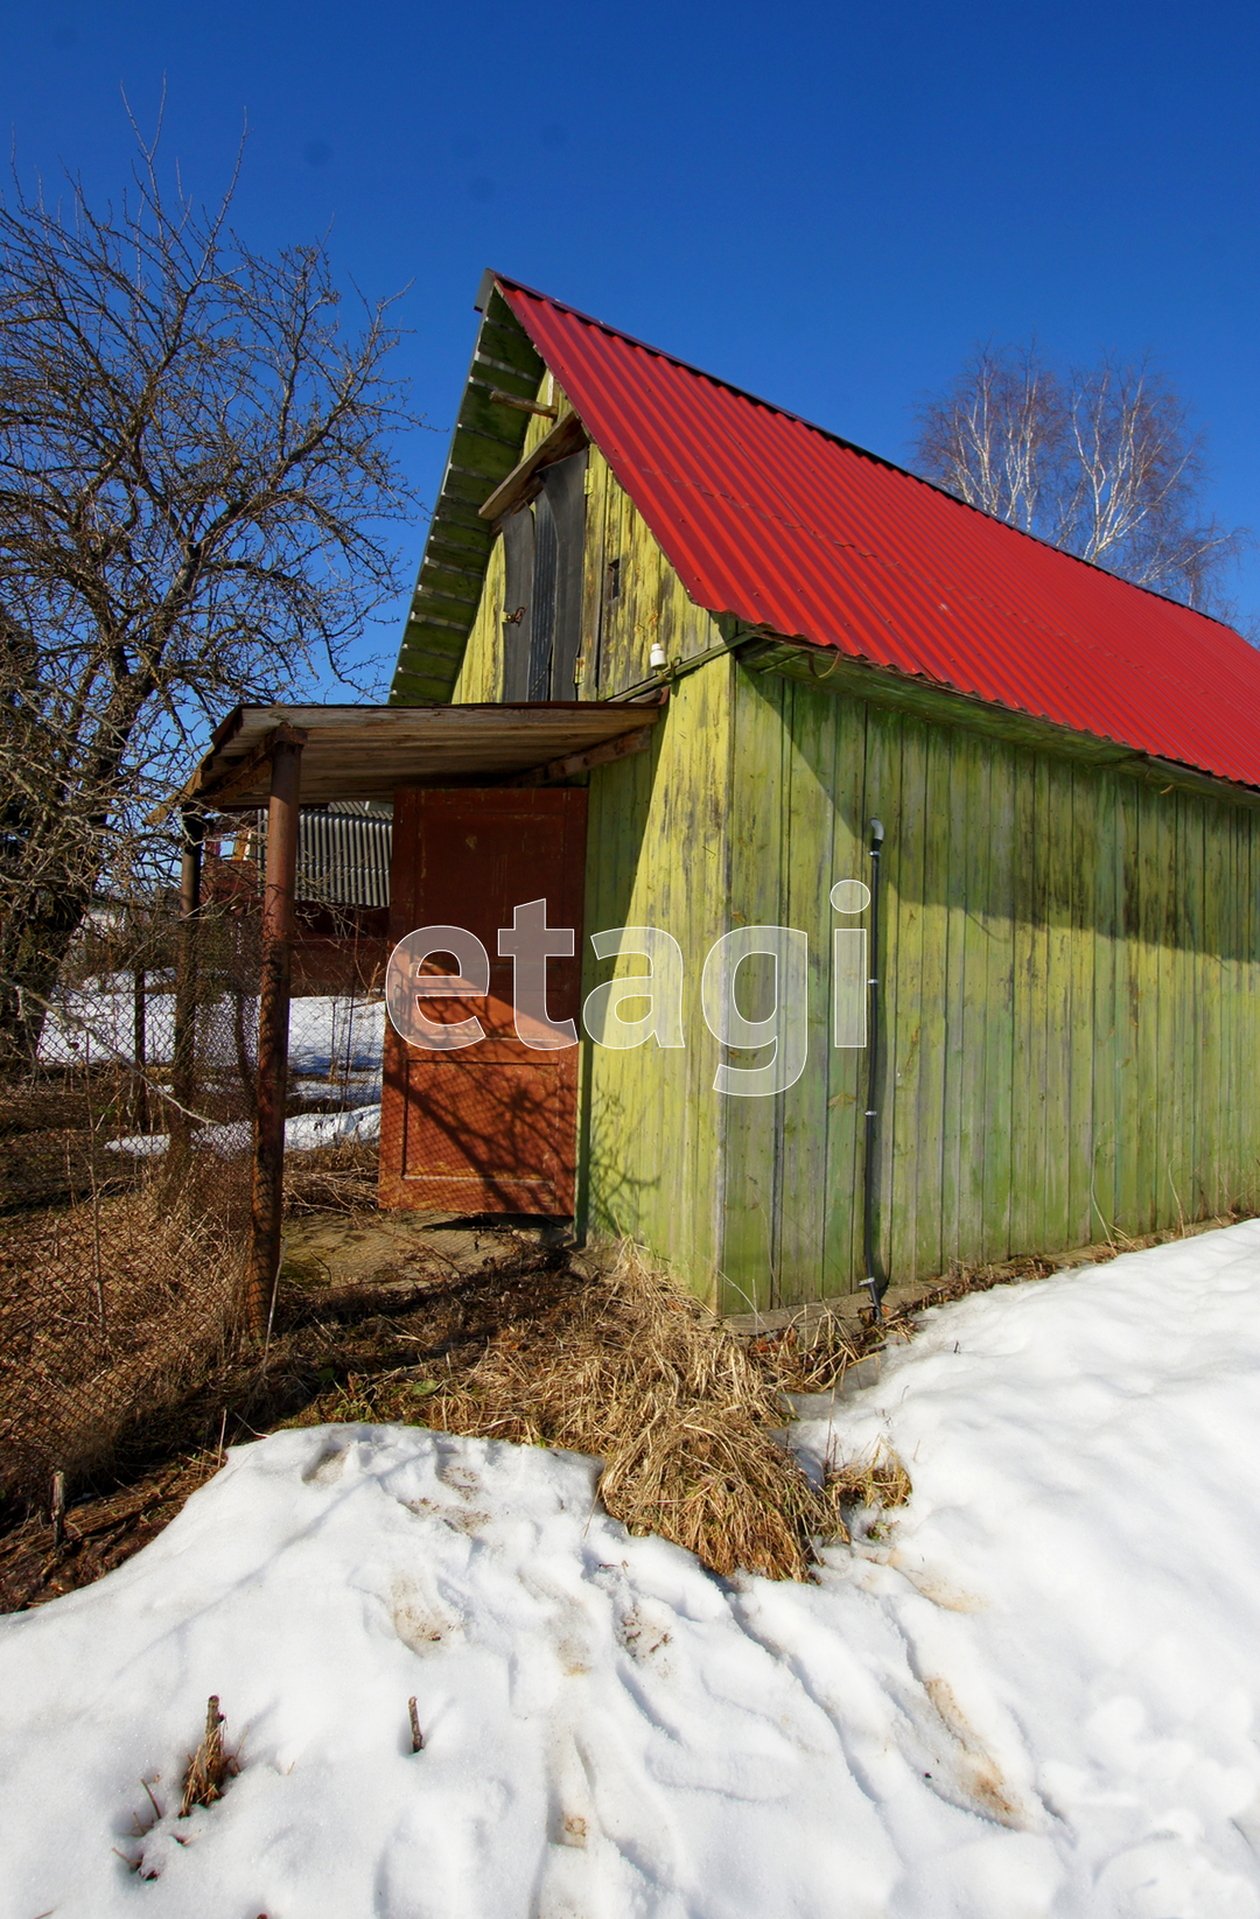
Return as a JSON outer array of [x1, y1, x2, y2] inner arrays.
[[206, 803, 392, 994], [382, 273, 1260, 1313]]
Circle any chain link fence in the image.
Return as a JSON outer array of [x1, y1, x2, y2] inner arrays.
[[1, 819, 389, 1522]]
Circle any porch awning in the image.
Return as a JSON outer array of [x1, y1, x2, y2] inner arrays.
[[174, 700, 662, 811]]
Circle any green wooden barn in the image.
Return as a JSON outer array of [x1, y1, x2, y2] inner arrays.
[[384, 272, 1260, 1316]]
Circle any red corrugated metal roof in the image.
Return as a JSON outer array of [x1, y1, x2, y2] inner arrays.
[[495, 276, 1260, 793]]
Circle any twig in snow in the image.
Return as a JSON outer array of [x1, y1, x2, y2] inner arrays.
[[408, 1696, 424, 1752]]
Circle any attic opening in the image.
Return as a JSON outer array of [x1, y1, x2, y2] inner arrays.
[[478, 402, 591, 702]]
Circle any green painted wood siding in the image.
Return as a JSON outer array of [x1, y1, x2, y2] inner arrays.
[[452, 444, 725, 703], [578, 448, 725, 695], [579, 659, 734, 1288], [581, 655, 1260, 1312], [451, 529, 506, 703]]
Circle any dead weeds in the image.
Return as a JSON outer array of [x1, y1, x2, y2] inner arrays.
[[180, 1696, 239, 1817], [247, 1241, 843, 1582], [283, 1138, 379, 1214], [8, 1203, 1255, 1612], [0, 1177, 244, 1510], [827, 1447, 913, 1518], [407, 1243, 842, 1581]]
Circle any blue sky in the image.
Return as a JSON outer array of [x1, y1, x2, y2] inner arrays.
[[7, 0, 1259, 696]]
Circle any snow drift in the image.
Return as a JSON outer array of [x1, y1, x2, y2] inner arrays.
[[5, 1221, 1260, 1916]]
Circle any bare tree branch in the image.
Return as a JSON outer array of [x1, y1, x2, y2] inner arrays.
[[0, 134, 424, 1066], [911, 342, 1247, 616]]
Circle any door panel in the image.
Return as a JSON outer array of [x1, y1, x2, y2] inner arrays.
[[542, 450, 588, 697], [380, 787, 587, 1215]]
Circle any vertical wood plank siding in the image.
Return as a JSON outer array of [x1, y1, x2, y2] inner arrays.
[[451, 533, 506, 702], [583, 658, 1260, 1311], [449, 443, 1260, 1312], [580, 658, 734, 1287], [581, 448, 720, 693]]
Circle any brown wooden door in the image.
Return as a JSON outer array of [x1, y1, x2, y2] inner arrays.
[[380, 788, 587, 1215]]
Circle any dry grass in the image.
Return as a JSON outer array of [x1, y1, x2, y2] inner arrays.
[[283, 1138, 379, 1214], [0, 1071, 146, 1212], [179, 1695, 239, 1817], [25, 1201, 1252, 1607], [827, 1446, 913, 1516], [330, 1242, 848, 1581], [436, 1242, 845, 1579], [5, 1240, 850, 1599], [741, 1315, 866, 1395]]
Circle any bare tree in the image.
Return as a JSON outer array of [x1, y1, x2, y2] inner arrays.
[[912, 343, 1244, 611], [0, 133, 420, 1068]]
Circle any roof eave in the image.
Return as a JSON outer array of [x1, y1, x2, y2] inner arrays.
[[390, 283, 547, 704], [743, 632, 1260, 811]]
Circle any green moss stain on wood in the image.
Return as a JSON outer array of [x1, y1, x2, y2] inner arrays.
[[580, 657, 736, 1301], [650, 655, 1260, 1312], [1089, 769, 1123, 1238], [583, 449, 722, 696], [448, 376, 576, 704], [719, 666, 786, 1304], [778, 675, 851, 1305], [451, 532, 506, 702], [977, 740, 1016, 1261], [391, 287, 542, 704]]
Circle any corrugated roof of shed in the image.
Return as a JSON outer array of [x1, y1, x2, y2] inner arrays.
[[493, 275, 1260, 793]]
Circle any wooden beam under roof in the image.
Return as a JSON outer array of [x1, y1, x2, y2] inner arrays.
[[478, 410, 588, 523]]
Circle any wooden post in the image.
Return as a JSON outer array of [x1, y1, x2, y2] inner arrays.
[[244, 730, 304, 1339], [169, 807, 204, 1172]]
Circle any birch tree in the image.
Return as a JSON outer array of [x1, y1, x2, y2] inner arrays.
[[0, 138, 418, 1068], [912, 344, 1243, 611]]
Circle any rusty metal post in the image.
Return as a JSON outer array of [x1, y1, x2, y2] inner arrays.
[[169, 807, 204, 1172], [244, 732, 304, 1339]]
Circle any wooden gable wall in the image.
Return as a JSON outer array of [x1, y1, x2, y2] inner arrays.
[[453, 427, 726, 703]]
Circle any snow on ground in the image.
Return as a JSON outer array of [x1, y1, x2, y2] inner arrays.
[[39, 987, 384, 1076], [39, 978, 178, 1065], [107, 1102, 382, 1160], [6, 1223, 1260, 1916], [287, 994, 385, 1077], [50, 983, 386, 1155]]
